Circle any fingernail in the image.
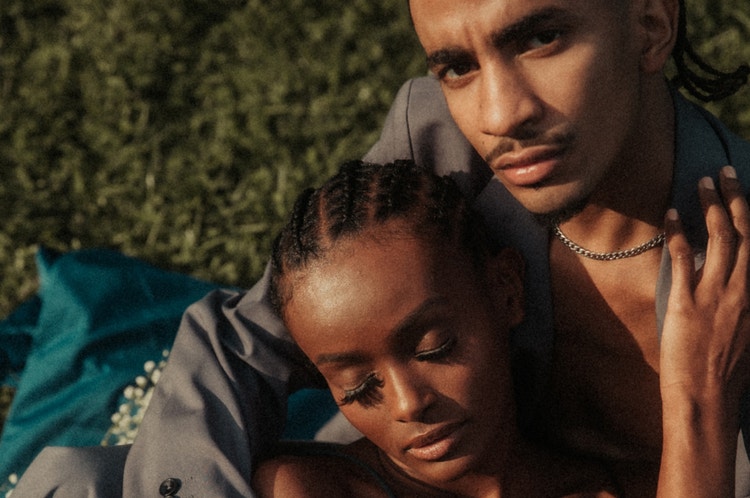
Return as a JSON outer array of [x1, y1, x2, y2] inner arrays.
[[700, 177, 715, 190], [723, 165, 737, 179], [666, 208, 679, 221]]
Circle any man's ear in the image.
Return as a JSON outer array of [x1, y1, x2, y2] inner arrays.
[[487, 247, 525, 328], [637, 0, 679, 73]]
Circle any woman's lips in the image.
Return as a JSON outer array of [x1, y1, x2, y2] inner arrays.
[[405, 421, 466, 461]]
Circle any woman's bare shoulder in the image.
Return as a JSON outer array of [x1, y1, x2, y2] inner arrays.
[[252, 443, 388, 498], [253, 454, 338, 498]]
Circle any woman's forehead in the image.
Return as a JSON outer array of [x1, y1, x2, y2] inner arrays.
[[284, 236, 477, 346]]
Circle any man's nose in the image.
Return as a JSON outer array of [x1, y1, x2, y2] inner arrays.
[[478, 62, 544, 139]]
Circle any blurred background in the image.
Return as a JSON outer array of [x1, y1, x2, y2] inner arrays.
[[0, 0, 749, 423]]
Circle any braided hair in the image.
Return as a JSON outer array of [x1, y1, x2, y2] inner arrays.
[[671, 0, 749, 102], [269, 159, 489, 319]]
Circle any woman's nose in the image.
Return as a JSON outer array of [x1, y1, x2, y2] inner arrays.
[[384, 367, 437, 423]]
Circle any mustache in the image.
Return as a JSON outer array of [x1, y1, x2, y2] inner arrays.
[[483, 127, 576, 165]]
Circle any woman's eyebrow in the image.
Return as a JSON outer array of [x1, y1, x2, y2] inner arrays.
[[390, 295, 447, 344], [314, 351, 367, 367], [314, 296, 447, 366]]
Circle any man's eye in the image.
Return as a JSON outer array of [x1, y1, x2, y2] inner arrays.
[[438, 62, 475, 81], [338, 373, 384, 408], [415, 336, 456, 362], [527, 30, 562, 50]]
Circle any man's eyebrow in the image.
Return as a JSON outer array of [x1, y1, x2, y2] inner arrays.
[[425, 7, 573, 70], [425, 47, 472, 71], [491, 7, 572, 48]]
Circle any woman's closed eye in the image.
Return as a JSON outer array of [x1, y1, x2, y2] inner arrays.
[[414, 336, 456, 362], [338, 372, 384, 408]]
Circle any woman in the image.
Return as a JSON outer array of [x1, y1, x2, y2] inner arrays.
[[253, 160, 748, 497]]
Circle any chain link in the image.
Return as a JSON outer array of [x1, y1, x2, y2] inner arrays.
[[552, 225, 666, 261]]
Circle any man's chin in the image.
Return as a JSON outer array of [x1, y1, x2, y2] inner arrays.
[[530, 197, 588, 229]]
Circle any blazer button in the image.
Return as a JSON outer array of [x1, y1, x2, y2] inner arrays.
[[159, 477, 182, 496]]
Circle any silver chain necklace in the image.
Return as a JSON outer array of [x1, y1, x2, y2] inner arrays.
[[552, 224, 666, 261]]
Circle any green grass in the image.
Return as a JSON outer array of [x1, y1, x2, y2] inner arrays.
[[0, 0, 748, 448], [0, 0, 426, 318], [1, 1, 749, 320]]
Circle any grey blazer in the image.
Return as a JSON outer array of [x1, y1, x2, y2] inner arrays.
[[13, 77, 750, 497]]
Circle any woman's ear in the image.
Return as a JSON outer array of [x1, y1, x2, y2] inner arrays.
[[487, 247, 525, 328], [637, 0, 679, 73]]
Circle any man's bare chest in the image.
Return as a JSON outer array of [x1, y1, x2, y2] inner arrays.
[[545, 246, 664, 462]]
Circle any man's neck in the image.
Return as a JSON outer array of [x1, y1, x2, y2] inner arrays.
[[556, 80, 676, 252]]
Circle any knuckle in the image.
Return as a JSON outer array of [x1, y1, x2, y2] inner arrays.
[[733, 218, 750, 237], [726, 282, 750, 309], [712, 227, 737, 246], [670, 247, 694, 264]]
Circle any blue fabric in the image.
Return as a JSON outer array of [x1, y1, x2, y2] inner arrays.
[[0, 297, 39, 388], [0, 248, 220, 480], [283, 388, 340, 440]]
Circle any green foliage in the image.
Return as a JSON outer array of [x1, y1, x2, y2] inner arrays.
[[679, 0, 750, 132], [0, 0, 749, 319], [0, 0, 425, 316]]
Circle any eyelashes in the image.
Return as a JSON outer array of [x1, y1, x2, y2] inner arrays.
[[415, 336, 456, 361], [337, 337, 457, 408], [338, 373, 384, 408]]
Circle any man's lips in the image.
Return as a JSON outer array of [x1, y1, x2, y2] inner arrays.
[[405, 421, 466, 461], [492, 145, 568, 187]]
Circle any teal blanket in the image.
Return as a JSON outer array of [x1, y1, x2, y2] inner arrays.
[[0, 248, 220, 482], [0, 248, 340, 490]]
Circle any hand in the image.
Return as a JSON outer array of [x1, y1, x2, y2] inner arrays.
[[661, 166, 750, 405], [657, 166, 750, 497]]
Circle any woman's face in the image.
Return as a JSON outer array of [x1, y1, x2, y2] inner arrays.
[[283, 227, 524, 486]]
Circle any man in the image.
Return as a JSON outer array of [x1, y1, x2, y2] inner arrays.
[[405, 0, 749, 494], [12, 0, 750, 496]]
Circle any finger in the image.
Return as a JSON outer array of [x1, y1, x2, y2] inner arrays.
[[665, 208, 696, 300], [719, 166, 750, 283], [700, 176, 737, 286]]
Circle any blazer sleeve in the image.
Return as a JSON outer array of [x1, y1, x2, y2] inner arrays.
[[12, 445, 130, 498], [9, 76, 498, 498], [122, 268, 316, 497], [364, 76, 492, 200]]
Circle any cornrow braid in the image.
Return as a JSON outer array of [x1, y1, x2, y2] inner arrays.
[[269, 159, 490, 319], [284, 186, 320, 269], [373, 162, 421, 221], [671, 0, 749, 102], [321, 160, 370, 238]]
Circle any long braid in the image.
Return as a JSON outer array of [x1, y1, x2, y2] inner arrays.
[[671, 0, 749, 102]]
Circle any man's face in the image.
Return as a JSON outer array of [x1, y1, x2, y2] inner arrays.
[[284, 230, 522, 488], [410, 0, 649, 217]]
